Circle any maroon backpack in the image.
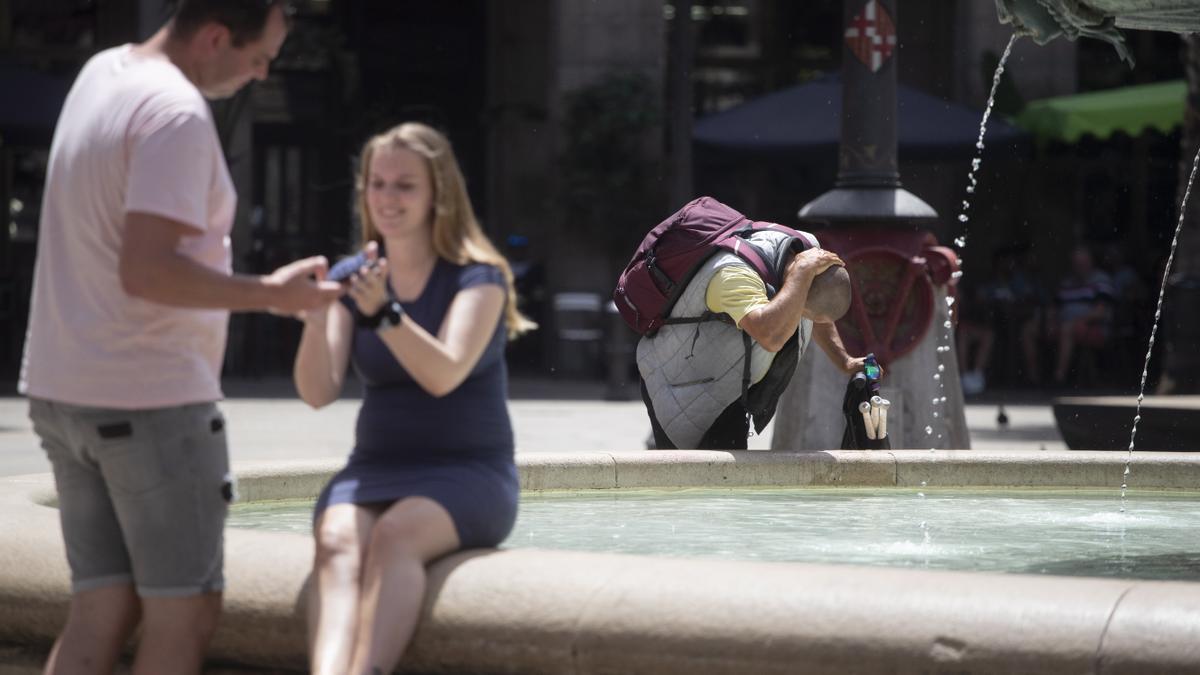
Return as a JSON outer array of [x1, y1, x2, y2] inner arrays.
[[613, 196, 819, 335]]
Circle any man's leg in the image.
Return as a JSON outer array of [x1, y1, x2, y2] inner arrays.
[[639, 379, 676, 449], [132, 594, 222, 675], [30, 399, 142, 674], [44, 586, 140, 675], [698, 401, 750, 450], [97, 403, 231, 674]]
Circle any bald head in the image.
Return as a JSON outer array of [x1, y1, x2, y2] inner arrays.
[[806, 266, 852, 322]]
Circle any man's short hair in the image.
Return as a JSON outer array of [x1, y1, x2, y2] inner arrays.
[[807, 265, 852, 322], [171, 0, 291, 47]]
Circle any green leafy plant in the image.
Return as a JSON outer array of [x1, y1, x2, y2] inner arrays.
[[558, 72, 663, 270]]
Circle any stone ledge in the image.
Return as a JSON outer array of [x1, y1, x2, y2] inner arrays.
[[2, 450, 1199, 673], [521, 450, 1200, 493], [1054, 396, 1200, 451]]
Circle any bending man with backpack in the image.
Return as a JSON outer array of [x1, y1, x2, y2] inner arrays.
[[615, 197, 867, 450]]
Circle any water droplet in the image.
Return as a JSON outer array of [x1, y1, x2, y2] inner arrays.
[[945, 297, 955, 307], [925, 426, 933, 435], [917, 492, 925, 498], [951, 270, 964, 279], [966, 186, 975, 194], [933, 411, 940, 418], [932, 397, 940, 405], [938, 364, 945, 372], [933, 373, 941, 381], [940, 396, 947, 403], [961, 201, 970, 210], [943, 320, 952, 329], [920, 481, 927, 487], [957, 215, 968, 223]]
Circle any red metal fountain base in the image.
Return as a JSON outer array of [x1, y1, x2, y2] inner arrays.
[[815, 228, 958, 365]]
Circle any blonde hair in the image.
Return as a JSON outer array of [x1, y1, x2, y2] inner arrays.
[[354, 122, 536, 338]]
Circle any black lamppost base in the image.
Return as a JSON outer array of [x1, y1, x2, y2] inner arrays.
[[799, 185, 937, 224]]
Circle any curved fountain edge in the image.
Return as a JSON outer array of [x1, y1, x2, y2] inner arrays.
[[1, 449, 1198, 673]]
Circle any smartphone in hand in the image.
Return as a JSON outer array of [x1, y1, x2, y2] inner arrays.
[[326, 251, 374, 284]]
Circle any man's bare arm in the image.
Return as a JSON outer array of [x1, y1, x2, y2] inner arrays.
[[119, 211, 343, 314], [811, 321, 868, 375], [739, 248, 844, 352]]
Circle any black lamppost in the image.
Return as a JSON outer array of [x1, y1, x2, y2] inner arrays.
[[775, 0, 969, 450], [800, 0, 935, 223]]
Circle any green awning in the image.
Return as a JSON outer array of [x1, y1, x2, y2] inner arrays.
[[1014, 79, 1186, 144]]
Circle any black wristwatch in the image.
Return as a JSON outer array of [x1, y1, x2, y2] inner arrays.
[[359, 300, 404, 331]]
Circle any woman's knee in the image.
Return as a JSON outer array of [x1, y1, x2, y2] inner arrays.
[[370, 499, 459, 561], [313, 519, 367, 573]]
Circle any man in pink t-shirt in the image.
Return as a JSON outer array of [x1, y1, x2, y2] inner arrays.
[[18, 1, 342, 672]]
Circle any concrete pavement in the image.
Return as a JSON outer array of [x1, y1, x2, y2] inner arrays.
[[0, 377, 1069, 478]]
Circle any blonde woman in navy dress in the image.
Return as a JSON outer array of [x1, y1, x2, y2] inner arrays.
[[293, 122, 534, 675]]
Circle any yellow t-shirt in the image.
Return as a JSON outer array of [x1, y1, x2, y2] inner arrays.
[[705, 265, 769, 327]]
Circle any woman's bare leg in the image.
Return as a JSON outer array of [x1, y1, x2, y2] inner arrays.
[[309, 503, 379, 675], [347, 497, 460, 675]]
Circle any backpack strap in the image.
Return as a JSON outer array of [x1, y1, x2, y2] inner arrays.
[[646, 251, 676, 296], [740, 330, 753, 436], [715, 235, 778, 290], [661, 311, 734, 326]]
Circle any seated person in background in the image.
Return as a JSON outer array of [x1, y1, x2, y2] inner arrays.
[[638, 231, 864, 450], [988, 247, 1054, 386], [1048, 245, 1115, 385], [960, 245, 1054, 394], [955, 273, 995, 396], [1100, 242, 1149, 351]]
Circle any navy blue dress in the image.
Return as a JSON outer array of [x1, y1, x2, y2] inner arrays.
[[314, 259, 519, 548]]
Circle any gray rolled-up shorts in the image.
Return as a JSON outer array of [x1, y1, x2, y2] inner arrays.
[[29, 398, 231, 597]]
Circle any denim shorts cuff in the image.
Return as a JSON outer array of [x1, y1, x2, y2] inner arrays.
[[136, 581, 225, 598], [72, 574, 134, 594]]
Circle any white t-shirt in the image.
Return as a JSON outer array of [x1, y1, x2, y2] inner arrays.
[[20, 45, 236, 409]]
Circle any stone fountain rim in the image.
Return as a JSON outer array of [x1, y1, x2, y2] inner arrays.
[[4, 449, 1200, 674], [227, 448, 1200, 502]]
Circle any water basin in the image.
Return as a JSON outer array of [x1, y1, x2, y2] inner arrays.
[[229, 486, 1200, 581]]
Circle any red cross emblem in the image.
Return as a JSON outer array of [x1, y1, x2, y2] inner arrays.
[[845, 0, 896, 73]]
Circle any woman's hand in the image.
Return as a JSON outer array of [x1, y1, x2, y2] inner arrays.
[[348, 256, 390, 318]]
